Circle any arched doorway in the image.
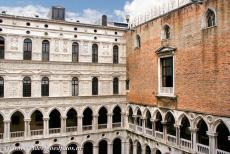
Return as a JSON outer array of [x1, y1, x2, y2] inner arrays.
[[49, 109, 61, 134], [83, 108, 93, 131], [98, 107, 108, 129], [83, 142, 93, 154], [216, 122, 230, 152], [113, 138, 121, 154], [30, 110, 43, 136], [197, 119, 209, 146], [136, 141, 142, 154], [10, 111, 24, 138], [66, 109, 78, 132], [67, 144, 78, 154], [112, 106, 121, 128], [99, 140, 108, 154]]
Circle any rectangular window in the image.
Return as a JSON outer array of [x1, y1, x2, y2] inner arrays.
[[161, 57, 173, 87], [126, 80, 130, 91], [0, 80, 3, 97]]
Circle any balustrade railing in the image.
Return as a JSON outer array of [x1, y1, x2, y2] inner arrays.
[[11, 131, 24, 138], [216, 149, 230, 154], [180, 138, 192, 150], [197, 143, 210, 154], [66, 126, 77, 132], [112, 122, 121, 128], [145, 128, 153, 135], [49, 128, 61, 134], [128, 123, 135, 130], [98, 124, 107, 129], [82, 125, 92, 131], [31, 129, 43, 136], [155, 131, 164, 139], [136, 125, 143, 132], [167, 134, 177, 144]]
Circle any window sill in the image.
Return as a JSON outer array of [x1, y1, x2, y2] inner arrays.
[[156, 94, 177, 99], [202, 25, 217, 30]]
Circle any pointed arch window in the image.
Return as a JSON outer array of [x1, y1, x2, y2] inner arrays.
[[72, 77, 79, 96], [23, 38, 32, 60], [72, 42, 79, 62], [42, 40, 49, 61], [206, 9, 216, 27], [92, 44, 98, 63], [0, 77, 3, 97], [41, 77, 49, 96], [92, 77, 98, 95], [113, 45, 119, 64], [0, 36, 4, 59], [23, 77, 31, 97]]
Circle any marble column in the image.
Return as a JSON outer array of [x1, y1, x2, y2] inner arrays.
[[161, 121, 167, 142], [133, 143, 137, 154], [24, 119, 31, 138], [207, 131, 218, 154], [108, 143, 113, 154], [93, 114, 98, 131], [174, 124, 181, 146], [93, 145, 98, 154], [122, 141, 126, 154], [121, 112, 127, 128], [189, 127, 198, 153], [43, 117, 49, 137], [108, 113, 113, 129], [77, 116, 83, 132], [3, 120, 10, 141], [61, 116, 67, 134], [150, 118, 156, 137]]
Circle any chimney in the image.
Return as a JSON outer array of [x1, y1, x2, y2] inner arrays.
[[51, 6, 65, 20], [102, 15, 107, 26]]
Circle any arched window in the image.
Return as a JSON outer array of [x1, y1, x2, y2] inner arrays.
[[164, 25, 170, 39], [197, 119, 209, 145], [92, 77, 98, 95], [41, 77, 49, 96], [206, 9, 216, 27], [23, 77, 31, 97], [23, 38, 32, 60], [136, 35, 141, 48], [92, 44, 98, 63], [42, 40, 49, 61], [30, 110, 43, 133], [0, 36, 5, 59], [113, 77, 119, 95], [0, 77, 4, 97], [72, 77, 79, 96], [113, 45, 119, 64], [72, 42, 79, 62], [216, 122, 230, 152]]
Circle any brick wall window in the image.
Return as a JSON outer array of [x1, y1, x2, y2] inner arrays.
[[92, 44, 98, 63], [163, 25, 170, 39], [126, 79, 130, 91], [0, 77, 3, 98], [92, 77, 98, 95], [41, 77, 49, 97], [113, 77, 119, 95], [161, 57, 173, 87], [72, 42, 79, 62], [23, 77, 31, 97], [23, 38, 32, 60], [206, 9, 216, 27], [0, 36, 4, 59], [42, 40, 50, 62], [72, 77, 79, 96], [113, 45, 119, 64]]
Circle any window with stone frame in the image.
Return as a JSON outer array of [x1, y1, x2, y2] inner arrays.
[[23, 38, 32, 60], [92, 77, 98, 95], [72, 42, 79, 62], [72, 77, 79, 96], [41, 77, 49, 96], [23, 76, 31, 97], [206, 9, 216, 27]]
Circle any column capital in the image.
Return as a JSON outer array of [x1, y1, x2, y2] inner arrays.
[[43, 117, 49, 121], [24, 119, 31, 122], [107, 113, 113, 116], [3, 119, 11, 123], [161, 121, 167, 125], [207, 131, 218, 137], [189, 127, 198, 132], [61, 116, 67, 119], [174, 124, 181, 128], [93, 114, 99, 118], [150, 118, 157, 122], [78, 116, 83, 118]]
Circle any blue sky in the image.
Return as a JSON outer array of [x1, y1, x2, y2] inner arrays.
[[0, 0, 188, 24]]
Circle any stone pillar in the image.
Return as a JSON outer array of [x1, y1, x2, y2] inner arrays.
[[121, 112, 127, 128], [161, 121, 167, 142], [133, 143, 137, 154], [122, 141, 126, 154], [93, 145, 98, 154], [77, 116, 82, 132], [108, 113, 113, 129], [24, 119, 31, 138], [3, 120, 10, 141], [142, 117, 146, 133], [93, 114, 98, 131], [190, 128, 198, 153], [61, 116, 67, 134], [133, 115, 137, 131], [125, 141, 130, 154], [150, 118, 156, 137], [207, 131, 218, 154], [175, 124, 181, 146], [108, 143, 113, 154], [43, 117, 49, 137]]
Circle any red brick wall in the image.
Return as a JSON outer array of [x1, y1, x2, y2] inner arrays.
[[126, 0, 230, 117]]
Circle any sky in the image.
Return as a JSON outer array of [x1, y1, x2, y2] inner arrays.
[[0, 0, 189, 24]]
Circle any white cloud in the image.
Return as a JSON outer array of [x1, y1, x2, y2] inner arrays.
[[0, 5, 104, 24]]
